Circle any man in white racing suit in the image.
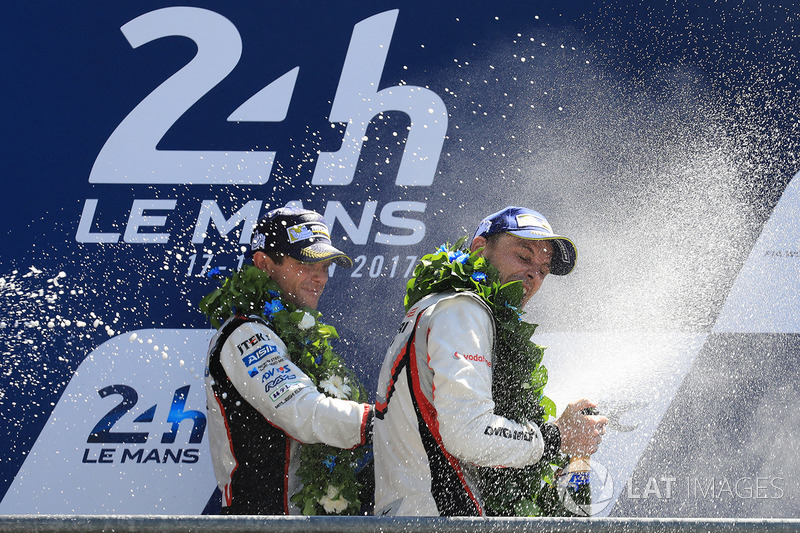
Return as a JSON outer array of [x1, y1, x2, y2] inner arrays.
[[373, 206, 607, 516], [203, 208, 372, 515]]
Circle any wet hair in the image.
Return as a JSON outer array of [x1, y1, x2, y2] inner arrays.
[[254, 249, 286, 265], [484, 233, 503, 246]]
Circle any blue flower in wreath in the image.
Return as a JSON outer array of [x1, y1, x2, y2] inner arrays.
[[206, 267, 221, 278], [268, 289, 280, 299], [452, 250, 469, 264], [323, 455, 337, 473], [471, 271, 487, 283], [264, 299, 285, 316]]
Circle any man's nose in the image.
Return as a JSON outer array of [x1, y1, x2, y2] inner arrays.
[[311, 264, 329, 282], [526, 261, 546, 279]]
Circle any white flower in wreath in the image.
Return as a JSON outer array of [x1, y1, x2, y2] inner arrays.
[[320, 375, 351, 399], [319, 484, 349, 514], [297, 311, 316, 330]]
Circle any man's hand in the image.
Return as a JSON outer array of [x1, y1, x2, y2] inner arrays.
[[554, 398, 608, 456]]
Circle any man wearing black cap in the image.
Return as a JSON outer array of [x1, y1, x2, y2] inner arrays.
[[201, 207, 373, 515], [373, 206, 607, 516]]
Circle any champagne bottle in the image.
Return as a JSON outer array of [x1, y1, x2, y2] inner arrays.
[[564, 407, 598, 512]]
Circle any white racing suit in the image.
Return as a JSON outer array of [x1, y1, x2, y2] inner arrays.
[[204, 314, 372, 515], [374, 291, 561, 516]]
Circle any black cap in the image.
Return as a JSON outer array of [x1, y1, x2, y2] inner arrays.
[[250, 207, 353, 268], [473, 206, 577, 275]]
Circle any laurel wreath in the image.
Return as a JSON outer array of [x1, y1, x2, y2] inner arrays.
[[405, 239, 568, 516], [199, 264, 369, 515]]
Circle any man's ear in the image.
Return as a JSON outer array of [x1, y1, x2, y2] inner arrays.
[[470, 236, 487, 253], [253, 251, 273, 274]]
